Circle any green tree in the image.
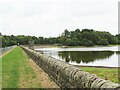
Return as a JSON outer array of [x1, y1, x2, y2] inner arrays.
[[98, 39, 109, 46]]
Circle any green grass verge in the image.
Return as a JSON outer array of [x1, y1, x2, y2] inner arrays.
[[80, 67, 119, 84], [0, 57, 2, 89], [2, 46, 41, 88], [2, 47, 20, 88]]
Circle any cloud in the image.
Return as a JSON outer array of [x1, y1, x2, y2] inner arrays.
[[0, 0, 118, 37]]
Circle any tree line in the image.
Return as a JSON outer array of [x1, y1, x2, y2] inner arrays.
[[1, 29, 120, 47]]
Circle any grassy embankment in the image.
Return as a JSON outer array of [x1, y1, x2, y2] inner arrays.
[[80, 67, 119, 84], [1, 46, 42, 88]]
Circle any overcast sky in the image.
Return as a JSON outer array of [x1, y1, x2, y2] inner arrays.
[[0, 0, 119, 37]]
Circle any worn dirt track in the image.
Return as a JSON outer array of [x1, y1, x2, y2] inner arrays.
[[28, 59, 59, 88]]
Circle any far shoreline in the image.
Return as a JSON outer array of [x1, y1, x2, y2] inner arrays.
[[24, 44, 120, 49], [75, 65, 119, 69]]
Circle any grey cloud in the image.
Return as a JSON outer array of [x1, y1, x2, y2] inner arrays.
[[0, 0, 118, 37]]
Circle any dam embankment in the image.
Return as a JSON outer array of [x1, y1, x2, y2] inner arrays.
[[21, 46, 120, 89]]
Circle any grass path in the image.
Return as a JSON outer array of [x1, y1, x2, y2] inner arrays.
[[2, 47, 20, 88], [0, 47, 14, 89], [2, 46, 41, 88], [1, 46, 58, 88], [18, 48, 42, 88]]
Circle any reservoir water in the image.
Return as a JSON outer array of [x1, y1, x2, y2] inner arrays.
[[35, 46, 120, 67]]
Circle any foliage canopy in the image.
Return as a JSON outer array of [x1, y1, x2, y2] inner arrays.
[[1, 29, 120, 47]]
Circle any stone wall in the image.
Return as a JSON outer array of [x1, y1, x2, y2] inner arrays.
[[21, 46, 120, 89]]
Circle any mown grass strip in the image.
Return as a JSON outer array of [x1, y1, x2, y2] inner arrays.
[[2, 46, 41, 88], [18, 50, 41, 88], [2, 47, 21, 88]]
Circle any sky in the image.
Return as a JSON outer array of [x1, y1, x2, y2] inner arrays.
[[0, 0, 119, 37]]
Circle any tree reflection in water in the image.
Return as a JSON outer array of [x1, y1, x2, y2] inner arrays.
[[58, 51, 115, 63], [116, 51, 120, 54]]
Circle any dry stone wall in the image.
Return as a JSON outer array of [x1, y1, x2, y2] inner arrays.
[[21, 46, 120, 89]]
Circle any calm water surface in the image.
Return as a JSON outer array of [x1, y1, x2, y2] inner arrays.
[[35, 46, 120, 67]]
